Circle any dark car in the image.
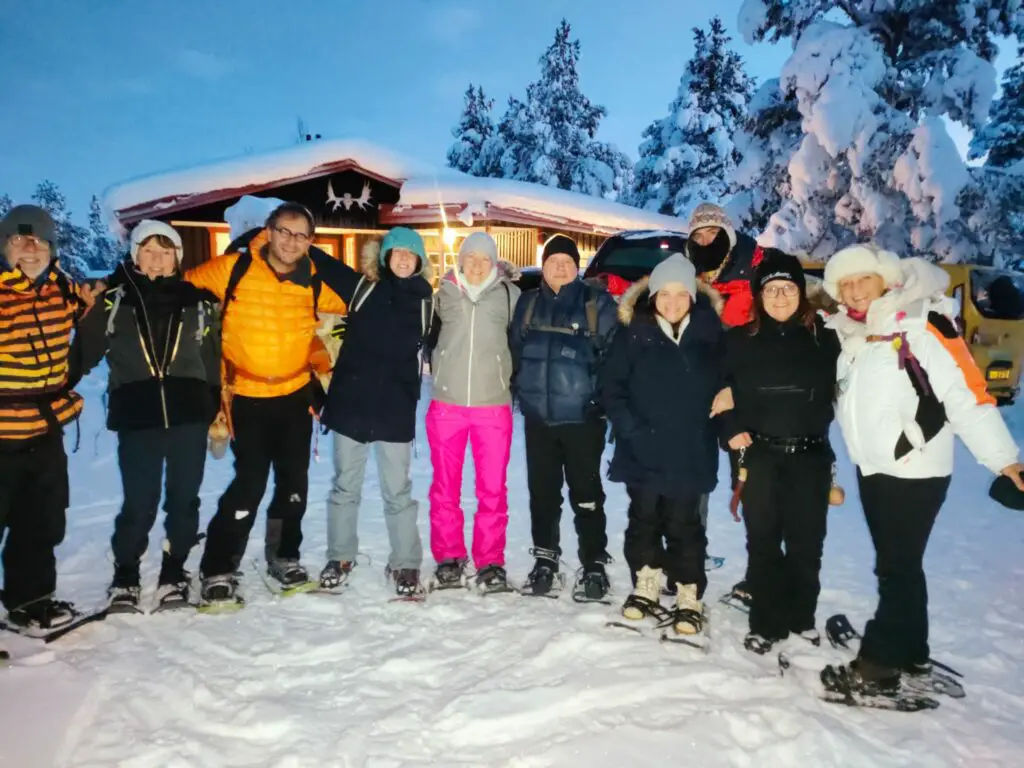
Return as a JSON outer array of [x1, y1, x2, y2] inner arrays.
[[582, 230, 688, 287], [512, 265, 543, 294]]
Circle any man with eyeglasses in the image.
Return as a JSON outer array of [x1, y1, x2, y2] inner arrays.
[[184, 202, 346, 609], [0, 205, 100, 635]]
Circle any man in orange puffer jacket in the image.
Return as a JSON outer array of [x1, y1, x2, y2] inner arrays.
[[186, 202, 345, 608]]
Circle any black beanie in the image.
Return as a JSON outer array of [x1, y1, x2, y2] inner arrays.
[[989, 474, 1024, 511], [542, 234, 580, 268], [752, 248, 806, 296]]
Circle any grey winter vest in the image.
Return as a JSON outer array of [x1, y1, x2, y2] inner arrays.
[[431, 273, 520, 407], [105, 286, 211, 391]]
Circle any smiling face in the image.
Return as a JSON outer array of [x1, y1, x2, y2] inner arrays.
[[267, 213, 312, 272], [3, 234, 52, 280], [838, 272, 887, 314], [654, 283, 692, 324], [135, 236, 178, 279], [542, 253, 578, 292], [389, 248, 419, 279], [462, 251, 492, 286], [761, 280, 801, 322]]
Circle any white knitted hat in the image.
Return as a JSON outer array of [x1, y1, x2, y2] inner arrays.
[[823, 244, 903, 300], [130, 220, 183, 264]]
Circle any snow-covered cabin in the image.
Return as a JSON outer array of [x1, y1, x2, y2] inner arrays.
[[103, 138, 686, 275]]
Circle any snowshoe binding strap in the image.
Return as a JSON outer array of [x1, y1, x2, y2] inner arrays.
[[667, 607, 705, 635], [825, 613, 860, 649]]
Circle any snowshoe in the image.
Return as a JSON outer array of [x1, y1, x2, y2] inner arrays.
[[705, 555, 725, 571], [520, 549, 564, 598], [389, 568, 426, 602], [475, 565, 515, 596], [744, 633, 777, 656], [1, 599, 106, 642], [820, 661, 938, 712], [317, 560, 354, 592], [663, 584, 708, 649], [107, 585, 143, 615], [901, 661, 966, 699], [572, 562, 611, 605], [260, 559, 317, 597], [718, 580, 752, 613], [429, 558, 469, 592], [197, 574, 243, 614], [825, 613, 860, 650], [152, 581, 191, 613]]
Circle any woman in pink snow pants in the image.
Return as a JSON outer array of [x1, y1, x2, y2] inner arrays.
[[425, 232, 520, 593]]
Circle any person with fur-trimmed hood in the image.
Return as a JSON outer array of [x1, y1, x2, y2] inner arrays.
[[306, 227, 434, 598], [424, 232, 520, 594], [714, 249, 841, 655], [819, 245, 1024, 700], [599, 253, 724, 638], [75, 221, 221, 613]]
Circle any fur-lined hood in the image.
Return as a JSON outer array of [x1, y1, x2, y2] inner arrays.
[[360, 240, 434, 284], [440, 260, 520, 288]]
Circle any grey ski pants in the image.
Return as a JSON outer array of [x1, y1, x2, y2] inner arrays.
[[326, 433, 422, 569]]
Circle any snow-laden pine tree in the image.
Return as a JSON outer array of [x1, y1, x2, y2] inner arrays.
[[0, 194, 12, 220], [474, 19, 632, 199], [31, 181, 90, 280], [629, 16, 754, 218], [736, 0, 1021, 261], [88, 195, 121, 272], [969, 43, 1024, 169], [446, 84, 496, 173]]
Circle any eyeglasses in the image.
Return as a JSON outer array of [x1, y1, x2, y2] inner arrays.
[[272, 226, 312, 244], [7, 235, 51, 251], [762, 283, 799, 298]]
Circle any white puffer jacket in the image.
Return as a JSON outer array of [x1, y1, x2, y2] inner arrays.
[[826, 258, 1018, 479]]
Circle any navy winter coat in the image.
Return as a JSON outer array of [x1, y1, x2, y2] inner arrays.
[[599, 279, 725, 500], [508, 278, 619, 425]]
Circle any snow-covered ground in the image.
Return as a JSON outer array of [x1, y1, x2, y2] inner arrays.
[[2, 365, 1024, 767]]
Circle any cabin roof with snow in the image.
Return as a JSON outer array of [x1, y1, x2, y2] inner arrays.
[[103, 138, 687, 237]]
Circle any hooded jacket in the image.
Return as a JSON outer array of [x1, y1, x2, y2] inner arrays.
[[430, 263, 521, 408], [310, 240, 434, 444], [599, 277, 725, 499], [826, 257, 1018, 479]]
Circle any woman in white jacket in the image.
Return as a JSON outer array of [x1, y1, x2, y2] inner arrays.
[[821, 245, 1024, 700]]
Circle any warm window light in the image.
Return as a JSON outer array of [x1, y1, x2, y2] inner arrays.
[[536, 244, 544, 265], [442, 228, 457, 247]]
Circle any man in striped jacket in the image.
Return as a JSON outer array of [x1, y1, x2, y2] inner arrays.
[[0, 205, 92, 633]]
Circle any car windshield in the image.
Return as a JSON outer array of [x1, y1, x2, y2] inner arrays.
[[587, 237, 687, 281], [971, 269, 1024, 321]]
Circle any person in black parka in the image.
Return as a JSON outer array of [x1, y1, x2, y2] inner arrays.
[[600, 253, 724, 638], [306, 227, 434, 598], [717, 249, 841, 655], [75, 220, 220, 613]]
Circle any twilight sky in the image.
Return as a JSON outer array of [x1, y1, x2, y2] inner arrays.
[[0, 0, 1017, 219]]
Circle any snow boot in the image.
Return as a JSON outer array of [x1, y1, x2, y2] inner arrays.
[[391, 568, 424, 599], [7, 598, 77, 632], [154, 556, 191, 611], [670, 583, 704, 636], [522, 548, 561, 597], [573, 561, 610, 603], [475, 565, 512, 594], [266, 558, 310, 587], [199, 574, 242, 612], [744, 633, 776, 655], [622, 566, 661, 620], [107, 564, 142, 614], [821, 657, 901, 696], [430, 558, 468, 591], [319, 560, 354, 590]]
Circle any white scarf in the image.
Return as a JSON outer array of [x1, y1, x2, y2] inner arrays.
[[656, 314, 691, 345], [457, 266, 498, 302]]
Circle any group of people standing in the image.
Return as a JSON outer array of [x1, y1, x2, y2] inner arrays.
[[1, 198, 1021, 700]]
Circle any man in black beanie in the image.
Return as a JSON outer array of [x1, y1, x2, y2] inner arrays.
[[509, 233, 619, 601]]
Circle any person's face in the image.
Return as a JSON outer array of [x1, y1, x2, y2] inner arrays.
[[838, 272, 886, 314], [136, 238, 178, 279], [267, 214, 312, 268], [654, 284, 692, 324], [761, 280, 800, 322], [462, 252, 492, 286], [691, 227, 720, 247], [542, 253, 578, 292], [389, 248, 419, 278], [4, 234, 52, 280]]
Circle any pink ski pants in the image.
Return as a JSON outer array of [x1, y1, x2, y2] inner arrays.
[[426, 401, 513, 569]]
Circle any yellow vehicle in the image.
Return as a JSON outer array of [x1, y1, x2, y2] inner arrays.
[[801, 260, 1024, 405], [941, 264, 1024, 405]]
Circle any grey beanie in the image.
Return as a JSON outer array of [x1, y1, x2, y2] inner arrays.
[[1, 205, 58, 247], [458, 231, 498, 269], [649, 252, 697, 299]]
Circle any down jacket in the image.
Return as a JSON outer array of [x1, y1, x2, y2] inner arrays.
[[827, 257, 1018, 479], [184, 228, 346, 399]]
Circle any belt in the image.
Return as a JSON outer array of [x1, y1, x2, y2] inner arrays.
[[751, 433, 828, 455]]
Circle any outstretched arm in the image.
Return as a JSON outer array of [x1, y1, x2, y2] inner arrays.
[[308, 245, 362, 305]]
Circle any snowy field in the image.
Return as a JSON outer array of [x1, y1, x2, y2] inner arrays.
[[2, 364, 1024, 768]]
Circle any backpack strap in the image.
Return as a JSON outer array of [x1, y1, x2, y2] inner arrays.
[[311, 272, 322, 320], [105, 285, 125, 336], [520, 290, 540, 332], [222, 250, 253, 321], [585, 287, 599, 338], [503, 282, 512, 328]]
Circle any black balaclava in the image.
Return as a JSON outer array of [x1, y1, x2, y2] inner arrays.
[[688, 229, 732, 276]]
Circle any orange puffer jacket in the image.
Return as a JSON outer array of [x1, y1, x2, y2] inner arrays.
[[185, 229, 346, 398]]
